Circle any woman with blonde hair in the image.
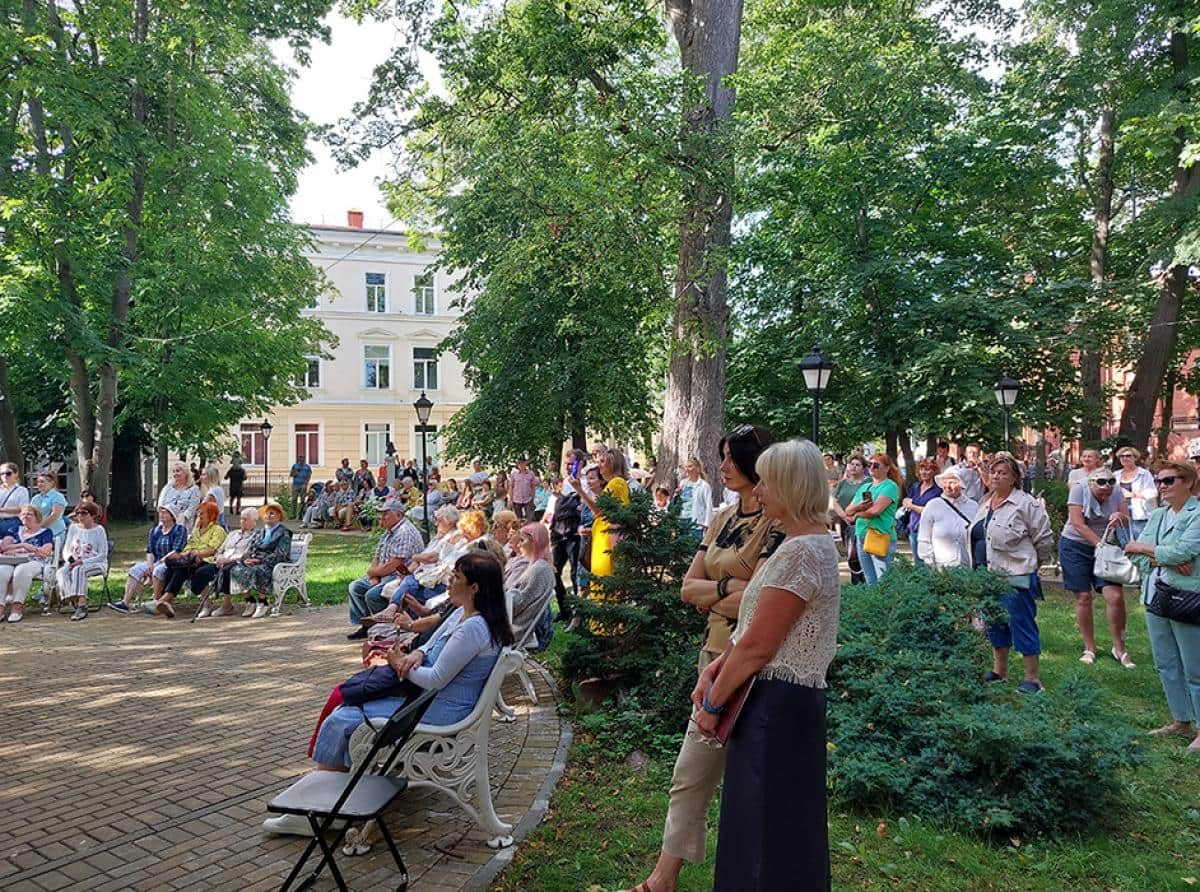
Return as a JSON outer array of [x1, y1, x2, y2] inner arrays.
[[679, 457, 713, 539], [1115, 446, 1157, 538], [158, 462, 200, 531], [843, 452, 904, 584], [691, 440, 839, 890], [570, 447, 630, 582], [201, 465, 227, 528]]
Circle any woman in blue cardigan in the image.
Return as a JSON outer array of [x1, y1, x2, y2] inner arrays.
[[1125, 460, 1200, 752]]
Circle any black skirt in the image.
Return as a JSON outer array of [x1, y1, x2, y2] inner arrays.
[[714, 678, 830, 891]]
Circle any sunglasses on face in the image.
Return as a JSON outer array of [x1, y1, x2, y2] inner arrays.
[[1156, 476, 1179, 487], [1091, 477, 1116, 486], [869, 462, 883, 470]]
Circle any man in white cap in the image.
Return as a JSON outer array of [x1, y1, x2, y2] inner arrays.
[[345, 498, 424, 639]]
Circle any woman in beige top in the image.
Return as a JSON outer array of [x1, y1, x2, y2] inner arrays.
[[629, 424, 783, 892], [693, 439, 840, 891]]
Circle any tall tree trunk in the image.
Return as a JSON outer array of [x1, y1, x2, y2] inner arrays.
[[0, 355, 23, 471], [86, 0, 148, 506], [109, 423, 145, 521], [1119, 28, 1198, 447], [657, 0, 743, 492], [897, 432, 916, 486], [1081, 107, 1115, 444], [1157, 368, 1177, 458]]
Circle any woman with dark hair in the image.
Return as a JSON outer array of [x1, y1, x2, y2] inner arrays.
[[630, 424, 786, 892], [569, 447, 630, 584], [902, 459, 942, 566]]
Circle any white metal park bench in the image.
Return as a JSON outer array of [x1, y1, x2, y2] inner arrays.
[[271, 532, 312, 616], [344, 647, 526, 852]]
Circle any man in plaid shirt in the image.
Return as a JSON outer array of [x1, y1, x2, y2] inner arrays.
[[346, 498, 425, 639]]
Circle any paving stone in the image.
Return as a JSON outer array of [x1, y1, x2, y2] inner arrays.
[[0, 606, 565, 892]]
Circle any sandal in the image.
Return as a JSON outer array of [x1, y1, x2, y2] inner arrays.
[[1112, 647, 1136, 669], [983, 671, 1005, 683], [1079, 650, 1095, 665], [1148, 721, 1193, 737]]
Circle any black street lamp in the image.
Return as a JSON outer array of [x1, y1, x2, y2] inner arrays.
[[259, 418, 273, 505], [413, 391, 433, 541], [993, 375, 1020, 452], [797, 347, 835, 446]]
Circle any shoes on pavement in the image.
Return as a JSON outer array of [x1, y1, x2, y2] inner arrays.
[[346, 627, 368, 640], [108, 601, 131, 614], [155, 600, 176, 618], [211, 604, 232, 617], [252, 602, 270, 619], [242, 601, 257, 618], [8, 610, 24, 623], [196, 605, 212, 619], [262, 813, 346, 836], [70, 606, 88, 621]]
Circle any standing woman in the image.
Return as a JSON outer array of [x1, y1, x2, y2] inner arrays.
[[571, 448, 631, 584], [692, 440, 840, 891], [225, 455, 246, 515], [1125, 461, 1200, 751], [202, 466, 227, 529], [831, 454, 868, 584], [1116, 447, 1157, 539], [971, 453, 1054, 693], [902, 459, 942, 566], [678, 458, 714, 539], [0, 463, 30, 539], [1060, 467, 1133, 667], [916, 467, 979, 570], [843, 453, 903, 585], [631, 424, 783, 892]]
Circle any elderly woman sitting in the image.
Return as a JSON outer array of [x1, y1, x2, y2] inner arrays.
[[263, 551, 514, 837], [0, 505, 55, 623], [152, 502, 228, 618], [229, 500, 293, 618], [110, 506, 187, 614], [191, 507, 259, 618], [56, 502, 107, 619]]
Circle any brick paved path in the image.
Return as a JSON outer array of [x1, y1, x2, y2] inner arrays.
[[0, 606, 569, 891]]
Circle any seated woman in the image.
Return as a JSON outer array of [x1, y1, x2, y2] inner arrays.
[[154, 502, 227, 618], [110, 506, 187, 613], [263, 551, 514, 836], [491, 510, 520, 559], [191, 507, 259, 618], [0, 505, 55, 623], [56, 502, 108, 620], [229, 500, 293, 618], [508, 523, 555, 650], [300, 482, 335, 528]]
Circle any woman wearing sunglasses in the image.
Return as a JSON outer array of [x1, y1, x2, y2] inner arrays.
[[843, 454, 903, 585], [1060, 466, 1135, 668], [1116, 448, 1157, 539], [1125, 461, 1200, 751]]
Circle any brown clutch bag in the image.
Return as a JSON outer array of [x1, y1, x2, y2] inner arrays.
[[713, 675, 756, 747]]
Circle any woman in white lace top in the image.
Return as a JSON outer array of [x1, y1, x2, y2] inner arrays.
[[692, 439, 840, 891]]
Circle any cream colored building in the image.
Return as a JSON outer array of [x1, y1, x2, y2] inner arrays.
[[235, 213, 471, 490]]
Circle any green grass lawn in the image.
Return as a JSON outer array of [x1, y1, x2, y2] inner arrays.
[[90, 526, 1200, 888], [495, 582, 1200, 892]]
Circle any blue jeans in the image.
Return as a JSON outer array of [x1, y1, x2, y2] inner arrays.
[[1146, 609, 1200, 723], [985, 585, 1042, 655], [347, 573, 398, 625], [856, 534, 896, 585], [387, 574, 446, 608]]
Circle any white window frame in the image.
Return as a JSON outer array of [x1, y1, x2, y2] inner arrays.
[[363, 344, 392, 391], [292, 422, 322, 467], [365, 271, 388, 313], [301, 355, 321, 389], [413, 271, 436, 315], [364, 422, 392, 467], [411, 424, 440, 467], [412, 346, 440, 392], [239, 423, 267, 467]]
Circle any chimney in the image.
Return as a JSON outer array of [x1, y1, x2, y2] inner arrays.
[[347, 209, 364, 229]]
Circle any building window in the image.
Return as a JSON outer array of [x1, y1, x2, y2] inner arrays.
[[413, 272, 436, 315], [239, 423, 266, 466], [364, 345, 391, 390], [412, 424, 440, 467], [364, 423, 391, 466], [300, 356, 321, 388], [365, 272, 387, 313], [413, 347, 439, 391], [295, 424, 320, 466]]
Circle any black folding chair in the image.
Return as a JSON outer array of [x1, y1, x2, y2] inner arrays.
[[267, 688, 436, 892]]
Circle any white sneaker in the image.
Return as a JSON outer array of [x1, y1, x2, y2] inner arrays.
[[252, 602, 270, 619], [211, 604, 233, 618], [196, 605, 212, 619], [242, 601, 256, 618], [261, 814, 347, 837]]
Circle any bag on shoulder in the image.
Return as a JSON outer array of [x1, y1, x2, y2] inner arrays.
[[863, 526, 890, 558]]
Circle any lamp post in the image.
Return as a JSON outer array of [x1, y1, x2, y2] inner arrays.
[[993, 375, 1020, 452], [259, 418, 273, 505], [413, 391, 433, 541], [797, 347, 835, 446]]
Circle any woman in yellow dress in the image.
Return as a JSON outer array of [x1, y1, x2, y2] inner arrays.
[[577, 448, 630, 577]]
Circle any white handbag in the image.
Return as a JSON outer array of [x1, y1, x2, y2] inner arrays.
[[1093, 520, 1140, 587]]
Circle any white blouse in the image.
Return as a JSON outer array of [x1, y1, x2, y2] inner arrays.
[[731, 534, 840, 689]]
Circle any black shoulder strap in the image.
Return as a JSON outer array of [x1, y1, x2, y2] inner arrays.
[[942, 498, 970, 525]]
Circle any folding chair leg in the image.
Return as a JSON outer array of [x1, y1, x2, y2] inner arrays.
[[286, 816, 353, 892], [190, 585, 213, 624], [278, 834, 322, 892], [377, 819, 409, 892]]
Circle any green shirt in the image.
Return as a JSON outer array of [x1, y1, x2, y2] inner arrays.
[[853, 478, 900, 539], [834, 477, 865, 510]]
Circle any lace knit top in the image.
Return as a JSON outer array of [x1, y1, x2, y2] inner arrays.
[[730, 534, 841, 688]]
